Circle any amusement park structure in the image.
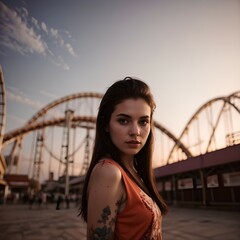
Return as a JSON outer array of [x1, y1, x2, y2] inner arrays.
[[0, 66, 239, 208]]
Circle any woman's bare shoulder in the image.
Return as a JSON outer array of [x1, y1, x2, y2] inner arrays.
[[88, 160, 125, 202], [91, 159, 122, 183]]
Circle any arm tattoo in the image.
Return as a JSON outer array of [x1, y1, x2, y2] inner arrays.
[[88, 201, 121, 240]]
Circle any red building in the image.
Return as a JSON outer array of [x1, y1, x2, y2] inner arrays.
[[155, 144, 240, 209]]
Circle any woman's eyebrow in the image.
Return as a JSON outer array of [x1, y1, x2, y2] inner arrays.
[[116, 113, 150, 119], [116, 113, 131, 118], [140, 115, 150, 119]]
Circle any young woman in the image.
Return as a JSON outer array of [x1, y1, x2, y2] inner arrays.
[[80, 77, 168, 239]]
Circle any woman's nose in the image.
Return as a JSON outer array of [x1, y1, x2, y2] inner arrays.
[[129, 123, 140, 136]]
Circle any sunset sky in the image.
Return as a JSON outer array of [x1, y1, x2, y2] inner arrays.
[[0, 0, 239, 178], [1, 0, 239, 133]]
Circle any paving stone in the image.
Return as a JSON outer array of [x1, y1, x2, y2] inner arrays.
[[0, 204, 239, 240], [2, 233, 23, 240]]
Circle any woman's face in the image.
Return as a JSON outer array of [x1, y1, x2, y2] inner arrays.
[[108, 98, 151, 161]]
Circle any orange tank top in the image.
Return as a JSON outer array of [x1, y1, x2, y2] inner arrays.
[[103, 159, 162, 240]]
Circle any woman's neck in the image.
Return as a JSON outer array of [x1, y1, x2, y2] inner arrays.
[[121, 155, 135, 171], [121, 156, 151, 196]]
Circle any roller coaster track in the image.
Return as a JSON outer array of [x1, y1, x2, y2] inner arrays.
[[27, 92, 103, 125], [3, 115, 192, 157], [166, 91, 240, 163], [3, 116, 96, 145], [0, 66, 6, 148], [1, 65, 239, 173]]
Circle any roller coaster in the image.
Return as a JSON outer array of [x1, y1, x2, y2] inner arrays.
[[0, 67, 239, 191]]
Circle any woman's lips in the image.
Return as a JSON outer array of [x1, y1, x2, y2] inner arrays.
[[126, 140, 141, 147]]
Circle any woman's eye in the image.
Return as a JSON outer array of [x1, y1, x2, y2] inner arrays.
[[139, 120, 149, 126], [118, 118, 128, 124]]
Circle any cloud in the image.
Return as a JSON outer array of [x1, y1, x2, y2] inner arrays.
[[50, 27, 59, 39], [51, 55, 70, 70], [31, 17, 40, 30], [49, 27, 77, 57], [41, 22, 48, 34], [39, 89, 58, 99], [16, 7, 28, 21], [0, 2, 78, 70], [65, 43, 77, 57], [6, 86, 44, 110], [6, 86, 62, 120], [64, 30, 73, 40], [0, 2, 48, 55]]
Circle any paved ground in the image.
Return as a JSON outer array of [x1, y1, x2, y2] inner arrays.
[[162, 206, 240, 240], [0, 203, 239, 240]]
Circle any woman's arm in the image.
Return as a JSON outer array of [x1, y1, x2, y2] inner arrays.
[[87, 162, 124, 240]]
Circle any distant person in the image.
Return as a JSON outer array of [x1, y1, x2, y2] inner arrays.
[[56, 193, 63, 210], [80, 77, 168, 239], [13, 192, 19, 204], [37, 191, 43, 208], [28, 190, 35, 209], [41, 192, 48, 208]]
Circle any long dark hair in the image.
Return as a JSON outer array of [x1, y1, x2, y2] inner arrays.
[[80, 77, 168, 221]]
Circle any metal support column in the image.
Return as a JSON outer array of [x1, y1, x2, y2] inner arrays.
[[64, 109, 74, 196], [200, 169, 207, 206]]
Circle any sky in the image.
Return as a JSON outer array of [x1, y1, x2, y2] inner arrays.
[[0, 0, 240, 178]]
